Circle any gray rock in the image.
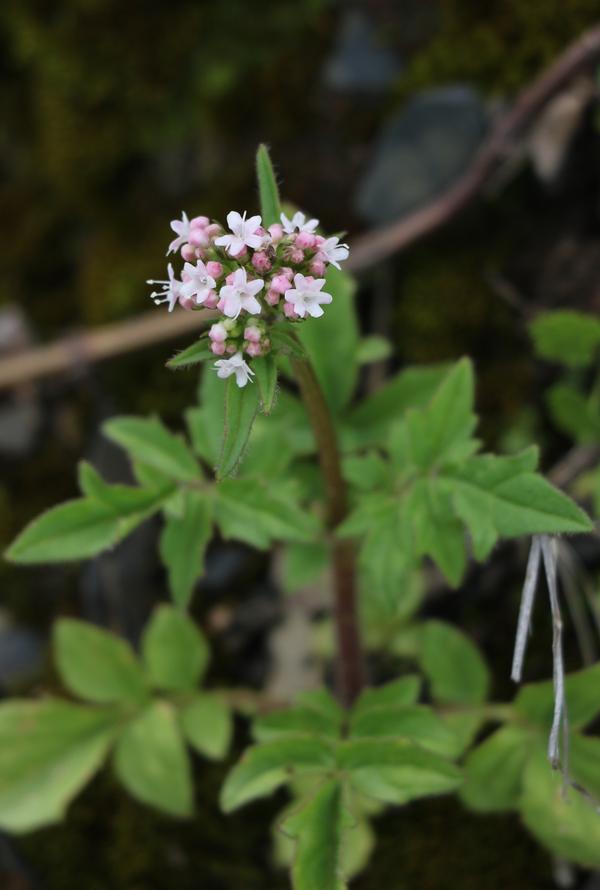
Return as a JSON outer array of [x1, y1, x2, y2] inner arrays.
[[355, 86, 488, 225], [323, 9, 402, 93]]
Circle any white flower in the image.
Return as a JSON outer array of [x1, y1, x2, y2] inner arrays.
[[147, 263, 183, 312], [215, 210, 263, 255], [219, 268, 264, 319], [320, 236, 349, 270], [214, 352, 255, 387], [280, 211, 319, 235], [167, 212, 191, 255], [179, 260, 216, 305], [284, 273, 332, 319]]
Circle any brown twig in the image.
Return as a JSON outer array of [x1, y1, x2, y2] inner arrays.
[[346, 23, 600, 272]]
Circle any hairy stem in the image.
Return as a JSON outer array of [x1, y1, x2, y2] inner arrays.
[[292, 357, 366, 707]]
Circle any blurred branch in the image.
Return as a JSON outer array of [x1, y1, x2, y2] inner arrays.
[[0, 309, 213, 390], [347, 22, 600, 272]]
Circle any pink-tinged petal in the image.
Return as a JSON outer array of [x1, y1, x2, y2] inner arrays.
[[232, 268, 248, 286], [246, 215, 262, 232], [247, 278, 265, 296], [226, 210, 243, 231], [242, 295, 262, 315], [293, 273, 307, 288], [245, 233, 263, 250], [318, 291, 333, 304], [234, 369, 248, 387], [307, 304, 324, 318]]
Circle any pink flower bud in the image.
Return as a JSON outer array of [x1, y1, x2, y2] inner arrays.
[[284, 301, 299, 319], [195, 248, 207, 260], [191, 215, 209, 228], [280, 267, 294, 279], [209, 322, 228, 342], [287, 248, 304, 265], [295, 232, 316, 250], [310, 259, 327, 277], [178, 294, 196, 311], [210, 341, 226, 356], [314, 235, 325, 248], [270, 273, 291, 295], [226, 343, 237, 355], [225, 272, 236, 286], [206, 261, 223, 279], [266, 289, 280, 306], [217, 297, 226, 312], [203, 291, 219, 309], [245, 341, 263, 357], [268, 223, 283, 243], [251, 251, 272, 273], [255, 226, 267, 237], [189, 228, 209, 248], [181, 244, 196, 261], [244, 325, 261, 343], [205, 223, 222, 238]]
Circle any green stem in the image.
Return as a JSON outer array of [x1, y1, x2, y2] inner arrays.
[[291, 357, 366, 707]]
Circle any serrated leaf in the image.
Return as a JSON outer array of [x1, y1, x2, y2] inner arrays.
[[166, 337, 212, 369], [520, 746, 600, 868], [78, 461, 174, 513], [514, 662, 600, 729], [547, 383, 600, 443], [159, 490, 213, 609], [296, 266, 359, 413], [530, 310, 600, 368], [420, 620, 490, 705], [460, 726, 529, 812], [221, 737, 335, 812], [217, 377, 259, 478], [406, 479, 467, 586], [281, 781, 346, 890], [103, 416, 200, 482], [142, 606, 209, 691], [254, 706, 341, 743], [253, 355, 278, 414], [352, 677, 421, 717], [349, 704, 460, 757], [5, 498, 142, 564], [54, 619, 148, 704], [256, 144, 281, 227], [114, 701, 192, 817], [215, 478, 319, 549], [180, 692, 232, 760], [0, 700, 116, 832], [338, 738, 461, 804]]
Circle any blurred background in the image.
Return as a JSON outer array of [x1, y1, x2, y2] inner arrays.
[[2, 1, 600, 887]]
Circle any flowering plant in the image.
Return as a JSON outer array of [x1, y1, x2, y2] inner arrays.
[[2, 146, 600, 888]]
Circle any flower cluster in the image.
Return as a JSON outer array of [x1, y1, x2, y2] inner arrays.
[[148, 209, 349, 386]]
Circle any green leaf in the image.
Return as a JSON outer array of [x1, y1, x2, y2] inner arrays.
[[547, 383, 600, 443], [78, 462, 173, 513], [389, 358, 477, 471], [142, 606, 209, 691], [54, 619, 148, 704], [215, 478, 320, 549], [253, 355, 278, 414], [356, 335, 392, 364], [419, 621, 490, 705], [296, 266, 359, 413], [294, 688, 345, 726], [405, 479, 467, 586], [530, 310, 600, 368], [569, 734, 600, 799], [180, 692, 232, 760], [217, 377, 260, 479], [167, 337, 212, 369], [254, 706, 341, 743], [159, 490, 213, 609], [0, 700, 116, 832], [520, 746, 600, 868], [338, 738, 461, 804], [256, 144, 281, 227], [515, 662, 600, 729], [281, 541, 329, 593], [344, 364, 449, 449], [352, 677, 421, 717], [114, 701, 192, 817], [349, 704, 460, 757], [103, 416, 200, 482], [460, 726, 529, 812], [220, 737, 335, 812], [281, 781, 347, 890], [342, 453, 392, 492]]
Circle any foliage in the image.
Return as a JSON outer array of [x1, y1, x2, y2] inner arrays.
[[3, 147, 599, 888]]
